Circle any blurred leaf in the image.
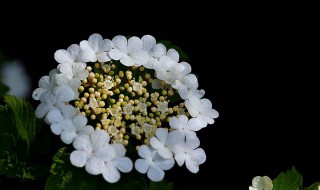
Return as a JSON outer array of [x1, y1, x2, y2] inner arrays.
[[45, 147, 98, 190], [273, 166, 303, 190], [149, 180, 174, 190], [0, 82, 9, 98], [4, 95, 37, 152], [304, 182, 320, 190], [158, 40, 190, 62]]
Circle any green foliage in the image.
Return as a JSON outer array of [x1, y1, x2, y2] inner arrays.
[[0, 95, 47, 180], [4, 95, 37, 152], [149, 180, 174, 190], [273, 166, 303, 190], [304, 182, 320, 190], [0, 82, 9, 98]]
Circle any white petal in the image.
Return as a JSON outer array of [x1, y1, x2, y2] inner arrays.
[[112, 35, 128, 53], [150, 137, 162, 150], [130, 50, 149, 66], [174, 153, 186, 166], [252, 176, 264, 188], [46, 109, 63, 124], [157, 157, 175, 170], [100, 39, 112, 52], [54, 86, 75, 103], [68, 78, 81, 89], [116, 157, 133, 173], [35, 102, 54, 118], [85, 156, 104, 175], [73, 135, 92, 151], [88, 33, 103, 52], [147, 165, 164, 182], [155, 128, 168, 143], [151, 44, 166, 57], [167, 130, 185, 146], [151, 79, 162, 89], [187, 118, 203, 131], [111, 143, 126, 157], [120, 55, 134, 66], [54, 49, 72, 64], [185, 157, 199, 173], [97, 52, 110, 62], [91, 130, 110, 150], [70, 150, 89, 167], [191, 148, 206, 165], [50, 123, 62, 135], [32, 88, 45, 100], [73, 115, 87, 128], [67, 44, 81, 61], [60, 131, 76, 144], [59, 104, 76, 119], [158, 148, 173, 159], [102, 162, 120, 183], [142, 35, 156, 52], [168, 116, 179, 129], [58, 63, 73, 76], [128, 36, 143, 53], [38, 76, 51, 88], [79, 41, 96, 62], [138, 145, 152, 159], [186, 136, 200, 150], [78, 125, 94, 136], [181, 62, 191, 75], [108, 49, 125, 60], [167, 49, 179, 62], [184, 74, 198, 89], [135, 159, 149, 174], [75, 69, 89, 81], [96, 146, 115, 162]]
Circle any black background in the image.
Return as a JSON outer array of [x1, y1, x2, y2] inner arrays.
[[0, 4, 318, 189]]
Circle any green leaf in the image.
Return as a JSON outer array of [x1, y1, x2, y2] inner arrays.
[[0, 82, 9, 98], [4, 95, 37, 152], [158, 40, 190, 62], [149, 180, 174, 190], [304, 182, 320, 190], [273, 166, 303, 190], [45, 147, 98, 190]]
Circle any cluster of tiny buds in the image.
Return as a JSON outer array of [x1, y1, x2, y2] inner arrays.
[[73, 61, 189, 150]]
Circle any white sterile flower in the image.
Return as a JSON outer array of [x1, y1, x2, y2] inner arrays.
[[171, 136, 206, 173], [102, 143, 133, 183], [169, 115, 202, 140], [150, 128, 176, 159], [141, 35, 166, 69], [153, 56, 185, 85], [35, 85, 75, 118], [0, 61, 31, 98], [178, 85, 205, 101], [55, 44, 88, 80], [157, 101, 168, 114], [79, 33, 113, 63], [45, 104, 77, 132], [135, 145, 175, 182], [32, 69, 59, 100], [122, 103, 134, 115], [132, 82, 143, 92], [70, 130, 115, 175], [249, 176, 273, 190], [185, 97, 219, 128], [170, 62, 193, 89], [56, 73, 81, 99], [109, 35, 149, 67]]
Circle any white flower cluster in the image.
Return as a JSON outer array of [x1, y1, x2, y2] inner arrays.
[[32, 34, 219, 183]]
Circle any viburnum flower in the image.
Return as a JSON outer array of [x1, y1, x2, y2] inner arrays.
[[32, 33, 219, 183], [249, 176, 273, 190]]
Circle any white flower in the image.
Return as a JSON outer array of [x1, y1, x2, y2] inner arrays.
[[153, 56, 185, 85], [171, 136, 206, 173], [88, 98, 99, 109], [109, 35, 149, 67], [79, 33, 113, 63], [55, 44, 88, 80], [32, 69, 58, 100], [141, 35, 166, 69], [0, 61, 31, 98], [157, 101, 168, 114], [135, 145, 175, 182], [70, 130, 115, 175], [55, 73, 81, 99], [249, 176, 273, 190], [178, 85, 205, 100], [150, 128, 176, 159], [45, 104, 77, 131], [35, 85, 75, 118], [102, 143, 133, 183], [185, 97, 219, 128], [169, 115, 202, 140], [102, 79, 114, 90], [122, 103, 134, 115]]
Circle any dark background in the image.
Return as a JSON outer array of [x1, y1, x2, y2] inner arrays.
[[0, 4, 318, 189]]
